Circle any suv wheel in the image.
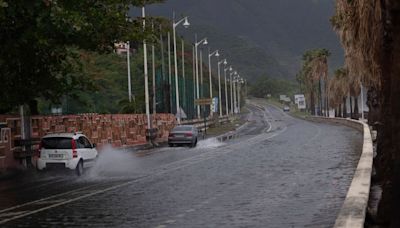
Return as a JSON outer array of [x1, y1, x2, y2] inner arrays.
[[76, 160, 84, 176]]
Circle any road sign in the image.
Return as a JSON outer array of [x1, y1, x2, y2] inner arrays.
[[194, 98, 212, 105], [211, 97, 218, 112]]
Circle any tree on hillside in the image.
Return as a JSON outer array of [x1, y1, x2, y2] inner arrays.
[[0, 0, 164, 114]]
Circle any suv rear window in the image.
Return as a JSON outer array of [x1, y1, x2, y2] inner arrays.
[[41, 137, 72, 149]]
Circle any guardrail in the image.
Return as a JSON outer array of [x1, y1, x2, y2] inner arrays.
[[306, 117, 373, 228]]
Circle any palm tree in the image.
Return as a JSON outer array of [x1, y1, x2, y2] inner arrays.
[[332, 0, 400, 225], [298, 49, 330, 116]]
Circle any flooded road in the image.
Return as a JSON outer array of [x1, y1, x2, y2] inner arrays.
[[0, 101, 362, 227]]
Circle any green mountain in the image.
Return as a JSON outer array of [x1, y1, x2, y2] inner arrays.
[[144, 0, 343, 81]]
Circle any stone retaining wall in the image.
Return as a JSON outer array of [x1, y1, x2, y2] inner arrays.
[[0, 113, 176, 171], [307, 117, 373, 228]]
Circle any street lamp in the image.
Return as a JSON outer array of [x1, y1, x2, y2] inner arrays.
[[217, 58, 227, 117], [238, 77, 244, 114], [229, 67, 234, 115], [173, 15, 190, 124], [208, 49, 219, 117], [194, 35, 208, 118], [233, 71, 238, 114], [224, 65, 232, 116]]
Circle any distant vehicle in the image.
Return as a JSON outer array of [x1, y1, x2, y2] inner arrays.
[[36, 132, 98, 176], [168, 125, 199, 147], [283, 106, 290, 112]]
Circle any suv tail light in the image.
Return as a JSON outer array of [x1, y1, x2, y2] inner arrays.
[[169, 133, 174, 137], [71, 139, 78, 158], [185, 133, 193, 137], [37, 141, 42, 158]]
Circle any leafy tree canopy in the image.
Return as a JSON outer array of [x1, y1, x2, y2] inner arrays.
[[0, 0, 164, 114]]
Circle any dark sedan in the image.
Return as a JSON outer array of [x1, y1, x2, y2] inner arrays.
[[168, 125, 199, 147]]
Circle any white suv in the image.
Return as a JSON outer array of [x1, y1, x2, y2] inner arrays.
[[37, 132, 98, 176]]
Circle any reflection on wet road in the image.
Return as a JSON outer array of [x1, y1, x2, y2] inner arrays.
[[0, 101, 362, 227]]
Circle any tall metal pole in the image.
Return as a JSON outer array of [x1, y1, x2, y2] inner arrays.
[[173, 18, 181, 124], [233, 78, 237, 114], [230, 72, 234, 115], [195, 35, 200, 118], [127, 41, 132, 102], [168, 32, 172, 113], [200, 49, 203, 98], [238, 81, 241, 114], [142, 7, 151, 130], [224, 68, 229, 116], [217, 59, 222, 117], [192, 45, 196, 118], [152, 24, 156, 115], [160, 25, 166, 112], [182, 38, 186, 118]]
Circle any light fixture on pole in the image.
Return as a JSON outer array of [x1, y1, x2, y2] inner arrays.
[[194, 35, 208, 119], [217, 58, 227, 117], [208, 49, 219, 117], [173, 14, 190, 124]]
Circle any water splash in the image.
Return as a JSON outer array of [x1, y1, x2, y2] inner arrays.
[[196, 137, 225, 149], [86, 145, 141, 180]]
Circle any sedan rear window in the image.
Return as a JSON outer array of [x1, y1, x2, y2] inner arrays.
[[173, 126, 192, 131], [41, 137, 72, 149]]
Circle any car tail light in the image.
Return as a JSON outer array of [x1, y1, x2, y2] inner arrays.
[[185, 133, 193, 137], [71, 139, 78, 158], [169, 133, 174, 137], [37, 141, 42, 158]]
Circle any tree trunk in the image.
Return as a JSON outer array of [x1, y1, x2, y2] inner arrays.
[[342, 97, 347, 118], [353, 97, 359, 120], [338, 104, 342, 118], [318, 79, 323, 116], [367, 87, 381, 125], [377, 2, 400, 226], [349, 96, 353, 119], [310, 89, 315, 115], [28, 99, 39, 115]]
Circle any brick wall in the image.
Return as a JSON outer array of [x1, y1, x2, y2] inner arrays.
[[0, 113, 176, 171]]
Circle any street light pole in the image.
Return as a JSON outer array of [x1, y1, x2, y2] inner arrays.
[[142, 7, 151, 131], [126, 41, 132, 102], [229, 67, 233, 115], [181, 38, 186, 117], [208, 49, 219, 117], [224, 67, 229, 116], [233, 72, 238, 114], [167, 32, 172, 113], [194, 35, 208, 119], [173, 15, 190, 124], [217, 59, 227, 117], [192, 44, 196, 118], [152, 23, 156, 115]]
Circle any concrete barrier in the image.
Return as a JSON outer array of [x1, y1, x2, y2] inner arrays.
[[306, 117, 373, 228]]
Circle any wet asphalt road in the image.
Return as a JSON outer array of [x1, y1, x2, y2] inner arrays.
[[0, 100, 362, 227]]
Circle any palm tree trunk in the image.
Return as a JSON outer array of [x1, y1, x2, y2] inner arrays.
[[342, 97, 347, 118], [354, 97, 359, 120], [318, 79, 323, 116], [349, 96, 353, 119], [338, 104, 342, 118], [378, 3, 400, 225], [310, 89, 315, 115]]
